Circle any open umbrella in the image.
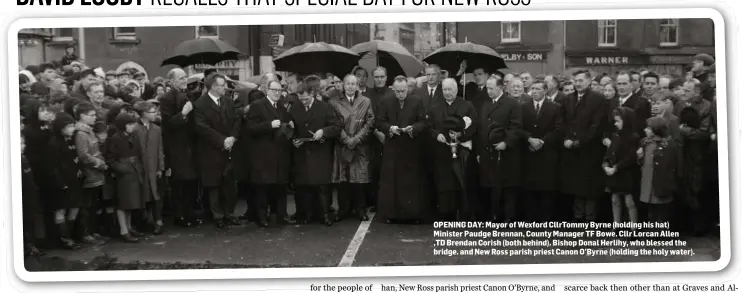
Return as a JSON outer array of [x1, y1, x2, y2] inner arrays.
[[423, 42, 507, 75], [273, 42, 360, 78], [161, 38, 242, 68], [351, 40, 424, 83]]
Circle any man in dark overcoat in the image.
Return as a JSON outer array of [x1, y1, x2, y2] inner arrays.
[[193, 74, 241, 229], [476, 75, 523, 222], [288, 83, 341, 226], [246, 80, 296, 227], [375, 76, 428, 223], [413, 65, 445, 112], [158, 68, 200, 227], [520, 80, 564, 222], [366, 67, 395, 212], [427, 78, 478, 221], [559, 69, 607, 222]]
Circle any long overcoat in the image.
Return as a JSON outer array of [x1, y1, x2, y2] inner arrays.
[[375, 95, 428, 219], [520, 99, 564, 192], [475, 93, 523, 188], [559, 89, 607, 198], [427, 98, 478, 213], [193, 92, 241, 187], [330, 93, 375, 184], [246, 97, 292, 185], [133, 121, 165, 200], [158, 89, 198, 180], [105, 130, 149, 210], [288, 99, 341, 185]]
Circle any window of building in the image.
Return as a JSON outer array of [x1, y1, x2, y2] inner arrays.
[[660, 19, 679, 46], [598, 20, 617, 47], [501, 21, 521, 43], [52, 28, 74, 42], [196, 26, 219, 38], [113, 27, 136, 40]]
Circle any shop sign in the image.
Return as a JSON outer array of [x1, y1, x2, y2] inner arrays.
[[501, 52, 546, 62], [193, 60, 242, 70], [567, 55, 647, 66], [649, 55, 694, 64]]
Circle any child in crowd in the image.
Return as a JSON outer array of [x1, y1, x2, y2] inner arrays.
[[73, 102, 108, 246], [638, 117, 684, 224], [105, 112, 148, 243], [94, 121, 118, 238], [603, 107, 640, 231], [48, 113, 85, 250], [133, 101, 166, 235]]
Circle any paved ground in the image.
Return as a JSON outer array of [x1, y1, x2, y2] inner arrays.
[[26, 197, 721, 271]]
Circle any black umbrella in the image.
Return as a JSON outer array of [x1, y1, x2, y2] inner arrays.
[[351, 40, 424, 82], [273, 42, 361, 78], [161, 38, 242, 68], [423, 42, 508, 75]]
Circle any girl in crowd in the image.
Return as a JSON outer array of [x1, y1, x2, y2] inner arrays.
[[48, 112, 85, 250], [638, 117, 684, 223], [106, 112, 148, 243], [603, 107, 640, 231], [602, 82, 617, 100]]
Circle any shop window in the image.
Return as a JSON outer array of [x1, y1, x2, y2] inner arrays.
[[196, 26, 219, 39], [501, 21, 521, 43], [113, 27, 137, 40], [598, 20, 617, 47], [52, 28, 74, 42], [660, 19, 679, 46]]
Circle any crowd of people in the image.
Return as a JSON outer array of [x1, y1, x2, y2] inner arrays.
[[18, 48, 719, 259]]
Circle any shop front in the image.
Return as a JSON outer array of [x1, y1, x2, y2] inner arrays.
[[498, 51, 549, 75], [565, 52, 650, 76]]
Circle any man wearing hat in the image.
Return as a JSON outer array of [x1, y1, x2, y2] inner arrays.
[[117, 71, 131, 87], [133, 71, 156, 101], [691, 53, 714, 84]]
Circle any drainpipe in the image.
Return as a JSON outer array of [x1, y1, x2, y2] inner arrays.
[[78, 27, 86, 62]]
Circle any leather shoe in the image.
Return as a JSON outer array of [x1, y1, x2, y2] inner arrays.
[[153, 224, 164, 235]]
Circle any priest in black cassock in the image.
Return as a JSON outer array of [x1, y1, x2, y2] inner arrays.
[[375, 76, 428, 223], [427, 78, 478, 220]]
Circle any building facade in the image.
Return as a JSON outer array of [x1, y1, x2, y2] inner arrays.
[[565, 18, 715, 76], [457, 20, 565, 76], [19, 24, 370, 80]]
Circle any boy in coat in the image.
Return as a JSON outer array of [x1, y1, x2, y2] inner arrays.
[[48, 113, 85, 249], [133, 101, 166, 235]]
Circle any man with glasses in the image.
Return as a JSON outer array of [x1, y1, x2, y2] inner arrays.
[[193, 74, 241, 229], [132, 101, 166, 235], [374, 76, 427, 224], [246, 80, 296, 227]]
